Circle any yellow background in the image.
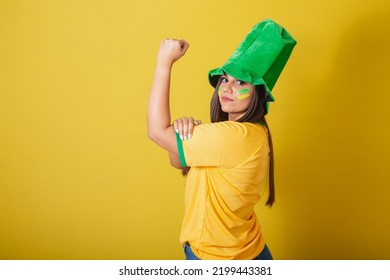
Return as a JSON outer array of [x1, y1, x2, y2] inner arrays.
[[1, 0, 390, 259]]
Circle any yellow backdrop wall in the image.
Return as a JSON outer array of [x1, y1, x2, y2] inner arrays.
[[1, 0, 390, 259]]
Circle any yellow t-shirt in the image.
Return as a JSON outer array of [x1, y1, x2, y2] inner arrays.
[[176, 121, 270, 260]]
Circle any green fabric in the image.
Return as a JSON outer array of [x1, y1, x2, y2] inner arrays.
[[175, 132, 187, 167], [208, 19, 297, 114]]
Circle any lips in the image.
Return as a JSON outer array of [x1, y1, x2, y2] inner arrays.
[[221, 96, 234, 102]]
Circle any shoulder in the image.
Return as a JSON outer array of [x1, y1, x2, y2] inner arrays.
[[198, 121, 266, 135], [194, 121, 267, 143]]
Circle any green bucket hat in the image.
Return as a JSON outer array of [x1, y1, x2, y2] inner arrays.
[[208, 19, 297, 114]]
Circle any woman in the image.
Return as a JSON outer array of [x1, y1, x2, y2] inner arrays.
[[147, 19, 296, 260]]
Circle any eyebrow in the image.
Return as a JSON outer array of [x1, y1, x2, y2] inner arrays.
[[221, 74, 237, 80]]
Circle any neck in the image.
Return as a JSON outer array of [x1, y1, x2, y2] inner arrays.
[[228, 112, 245, 121]]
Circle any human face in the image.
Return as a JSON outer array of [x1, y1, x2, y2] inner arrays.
[[218, 74, 255, 121]]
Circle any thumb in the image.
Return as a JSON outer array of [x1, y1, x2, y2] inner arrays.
[[180, 40, 190, 54]]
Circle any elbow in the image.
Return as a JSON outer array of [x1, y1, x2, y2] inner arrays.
[[147, 130, 158, 143], [147, 125, 174, 151], [147, 121, 162, 143], [170, 159, 183, 169], [148, 129, 166, 146]]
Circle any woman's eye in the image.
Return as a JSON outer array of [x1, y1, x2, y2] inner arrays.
[[236, 80, 246, 86], [221, 77, 228, 83]]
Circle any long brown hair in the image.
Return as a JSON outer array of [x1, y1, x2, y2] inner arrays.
[[210, 78, 275, 207]]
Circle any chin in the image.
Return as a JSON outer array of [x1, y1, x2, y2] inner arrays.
[[221, 105, 233, 113]]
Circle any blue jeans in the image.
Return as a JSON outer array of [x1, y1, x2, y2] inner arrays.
[[184, 243, 273, 260]]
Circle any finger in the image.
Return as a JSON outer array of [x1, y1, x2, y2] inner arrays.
[[178, 39, 186, 47], [188, 119, 195, 139], [180, 40, 190, 54], [193, 120, 202, 126], [173, 120, 179, 134], [177, 119, 184, 140], [182, 117, 192, 140], [185, 117, 195, 140]]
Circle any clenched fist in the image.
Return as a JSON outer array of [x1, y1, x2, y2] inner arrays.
[[157, 39, 190, 67]]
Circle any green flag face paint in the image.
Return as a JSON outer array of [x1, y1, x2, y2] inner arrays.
[[237, 88, 251, 100], [238, 88, 250, 94]]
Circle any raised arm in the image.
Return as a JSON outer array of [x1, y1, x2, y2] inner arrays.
[[147, 39, 189, 167]]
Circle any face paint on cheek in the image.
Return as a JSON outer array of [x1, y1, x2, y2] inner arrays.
[[237, 93, 251, 100], [218, 86, 222, 97], [237, 88, 251, 100]]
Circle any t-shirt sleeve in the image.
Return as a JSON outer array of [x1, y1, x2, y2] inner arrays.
[[176, 121, 264, 168]]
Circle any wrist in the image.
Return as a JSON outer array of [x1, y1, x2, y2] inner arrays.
[[155, 62, 173, 76], [156, 58, 174, 69]]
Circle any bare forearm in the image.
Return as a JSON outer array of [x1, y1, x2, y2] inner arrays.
[[147, 63, 173, 143]]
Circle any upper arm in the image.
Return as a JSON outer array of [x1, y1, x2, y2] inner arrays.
[[149, 125, 186, 169], [168, 151, 183, 169], [148, 125, 178, 155]]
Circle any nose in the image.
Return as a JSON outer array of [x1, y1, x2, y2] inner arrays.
[[222, 82, 233, 94]]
